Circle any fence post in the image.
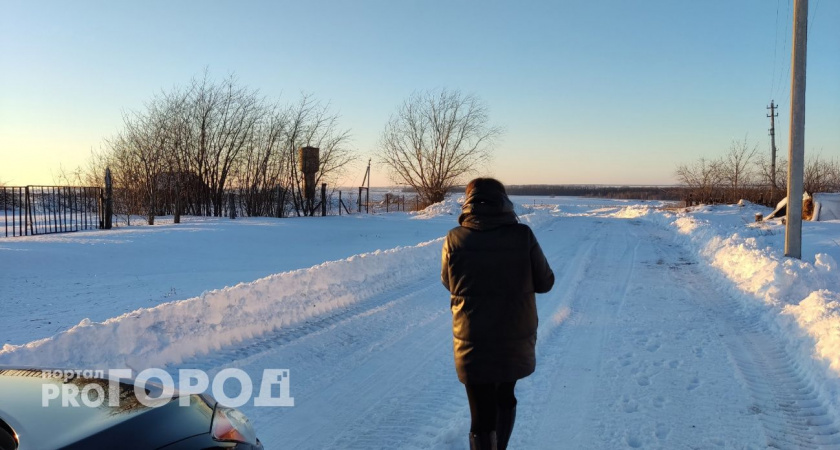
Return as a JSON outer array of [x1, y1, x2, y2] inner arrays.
[[104, 168, 113, 229], [174, 179, 181, 224], [229, 193, 236, 219], [339, 191, 342, 216], [25, 186, 32, 236], [321, 183, 327, 217], [386, 193, 390, 213], [2, 188, 7, 238]]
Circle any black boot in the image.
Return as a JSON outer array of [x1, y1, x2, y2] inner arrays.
[[496, 405, 516, 450], [469, 431, 497, 450]]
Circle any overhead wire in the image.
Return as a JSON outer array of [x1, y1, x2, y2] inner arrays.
[[770, 0, 781, 98], [778, 0, 819, 114], [777, 0, 793, 114], [808, 0, 821, 39]]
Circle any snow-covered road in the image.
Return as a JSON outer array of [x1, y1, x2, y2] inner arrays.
[[4, 197, 840, 449], [182, 212, 840, 449]]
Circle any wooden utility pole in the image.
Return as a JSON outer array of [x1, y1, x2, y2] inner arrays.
[[785, 0, 808, 259], [767, 101, 779, 201]]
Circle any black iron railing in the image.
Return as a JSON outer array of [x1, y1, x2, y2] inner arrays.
[[1, 186, 103, 237]]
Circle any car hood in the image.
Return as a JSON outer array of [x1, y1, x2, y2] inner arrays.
[[0, 368, 211, 450]]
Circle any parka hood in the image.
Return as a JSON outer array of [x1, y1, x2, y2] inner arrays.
[[458, 185, 518, 230]]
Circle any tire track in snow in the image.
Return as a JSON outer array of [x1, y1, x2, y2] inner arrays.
[[183, 270, 469, 449], [710, 300, 840, 448], [310, 211, 580, 449], [174, 279, 441, 373], [657, 223, 840, 449], [515, 217, 638, 449], [514, 217, 836, 448]]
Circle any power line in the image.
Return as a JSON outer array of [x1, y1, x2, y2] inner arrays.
[[770, 0, 781, 97], [808, 0, 821, 39], [775, 0, 793, 101]]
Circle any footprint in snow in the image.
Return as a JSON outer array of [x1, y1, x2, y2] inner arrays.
[[620, 396, 639, 413], [651, 396, 667, 408], [655, 422, 671, 440], [624, 432, 643, 448], [687, 376, 701, 391], [668, 360, 681, 369]]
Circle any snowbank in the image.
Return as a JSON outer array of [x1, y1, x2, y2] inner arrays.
[[0, 238, 444, 370], [411, 195, 545, 224], [411, 197, 462, 219]]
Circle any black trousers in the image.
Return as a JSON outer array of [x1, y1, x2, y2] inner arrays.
[[464, 381, 517, 433]]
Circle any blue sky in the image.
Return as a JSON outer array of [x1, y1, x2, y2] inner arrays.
[[1, 0, 838, 187]]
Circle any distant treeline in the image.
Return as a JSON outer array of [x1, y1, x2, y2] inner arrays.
[[444, 185, 683, 202]]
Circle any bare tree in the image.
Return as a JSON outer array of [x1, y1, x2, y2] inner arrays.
[[105, 133, 146, 225], [118, 102, 171, 224], [52, 164, 86, 186], [236, 101, 292, 217], [180, 74, 263, 216], [379, 89, 502, 204], [675, 157, 724, 204], [80, 148, 111, 187], [754, 153, 787, 203], [804, 154, 840, 194], [720, 138, 757, 203], [88, 71, 356, 221], [675, 138, 840, 206], [279, 94, 353, 217]]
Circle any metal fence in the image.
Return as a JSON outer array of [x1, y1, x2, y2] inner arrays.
[[1, 186, 103, 237]]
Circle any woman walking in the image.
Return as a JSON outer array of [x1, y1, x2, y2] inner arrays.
[[441, 178, 555, 450]]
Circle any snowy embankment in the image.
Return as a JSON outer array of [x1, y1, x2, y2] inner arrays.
[[0, 238, 443, 370], [0, 196, 543, 371], [617, 203, 840, 418]]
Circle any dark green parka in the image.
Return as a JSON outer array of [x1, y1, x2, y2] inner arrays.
[[441, 187, 555, 384]]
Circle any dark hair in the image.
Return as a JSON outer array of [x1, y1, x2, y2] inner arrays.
[[465, 178, 507, 197]]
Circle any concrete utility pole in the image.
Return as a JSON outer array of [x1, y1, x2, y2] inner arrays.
[[785, 0, 808, 259], [767, 101, 779, 200]]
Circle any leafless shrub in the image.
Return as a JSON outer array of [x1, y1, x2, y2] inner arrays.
[[677, 137, 840, 207]]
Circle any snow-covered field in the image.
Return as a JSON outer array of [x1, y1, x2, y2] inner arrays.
[[2, 196, 840, 449]]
